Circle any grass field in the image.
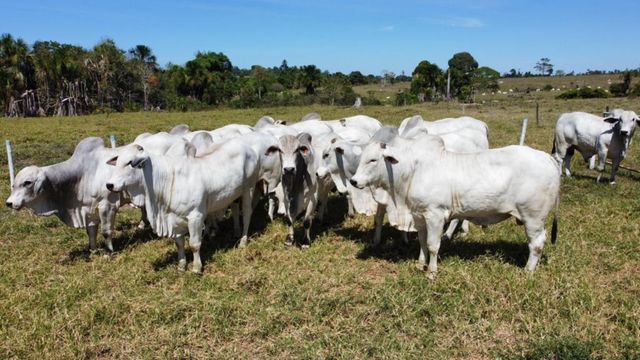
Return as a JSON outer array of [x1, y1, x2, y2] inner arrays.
[[1, 95, 639, 358]]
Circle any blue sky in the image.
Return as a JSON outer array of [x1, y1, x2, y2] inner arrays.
[[5, 0, 639, 75]]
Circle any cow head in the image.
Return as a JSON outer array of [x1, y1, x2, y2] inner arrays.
[[261, 142, 283, 193], [317, 137, 362, 193], [278, 133, 314, 193], [350, 142, 397, 190], [604, 110, 639, 138], [105, 144, 148, 205], [5, 166, 50, 212]]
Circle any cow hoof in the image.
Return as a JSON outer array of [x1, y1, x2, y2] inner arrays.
[[191, 266, 202, 274], [177, 260, 187, 272], [301, 244, 310, 250], [415, 262, 426, 271], [609, 181, 616, 186], [137, 221, 146, 230], [238, 237, 248, 248], [284, 240, 294, 247], [426, 271, 437, 281]]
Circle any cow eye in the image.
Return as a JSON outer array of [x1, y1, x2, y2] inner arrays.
[[298, 146, 309, 154], [322, 153, 329, 159], [126, 161, 132, 167], [368, 159, 377, 164], [23, 181, 33, 187]]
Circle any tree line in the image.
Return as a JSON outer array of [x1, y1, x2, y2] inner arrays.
[[1, 34, 390, 116]]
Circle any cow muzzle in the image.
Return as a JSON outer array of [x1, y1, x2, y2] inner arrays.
[[621, 130, 629, 137], [349, 178, 364, 189]]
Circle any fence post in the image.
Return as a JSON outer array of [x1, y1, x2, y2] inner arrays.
[[535, 101, 539, 126], [6, 140, 15, 187], [519, 118, 528, 146], [109, 135, 116, 149]]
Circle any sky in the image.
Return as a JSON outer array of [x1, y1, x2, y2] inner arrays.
[[4, 0, 640, 75]]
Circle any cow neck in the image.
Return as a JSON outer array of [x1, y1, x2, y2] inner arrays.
[[140, 154, 177, 236]]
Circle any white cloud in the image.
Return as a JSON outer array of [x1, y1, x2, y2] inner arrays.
[[380, 25, 395, 31]]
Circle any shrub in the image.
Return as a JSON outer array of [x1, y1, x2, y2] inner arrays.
[[394, 91, 419, 106], [543, 84, 553, 91], [609, 82, 628, 97], [629, 83, 640, 97], [556, 87, 610, 99]]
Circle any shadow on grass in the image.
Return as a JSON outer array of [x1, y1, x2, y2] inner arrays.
[[355, 232, 530, 268]]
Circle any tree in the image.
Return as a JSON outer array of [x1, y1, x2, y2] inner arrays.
[[472, 66, 500, 95], [184, 51, 235, 104], [410, 60, 443, 101], [535, 58, 553, 76], [447, 51, 478, 99], [348, 71, 366, 85], [299, 65, 321, 95], [128, 45, 157, 110]]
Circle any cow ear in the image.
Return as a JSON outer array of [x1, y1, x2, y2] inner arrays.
[[298, 145, 310, 156], [604, 116, 620, 123], [131, 156, 148, 169], [382, 148, 400, 164], [265, 145, 281, 155], [339, 118, 346, 127], [296, 132, 312, 145], [106, 156, 118, 166], [185, 143, 197, 158]]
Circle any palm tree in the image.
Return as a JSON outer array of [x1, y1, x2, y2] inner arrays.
[[128, 45, 157, 110]]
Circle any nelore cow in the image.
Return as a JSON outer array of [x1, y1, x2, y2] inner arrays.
[[278, 133, 318, 248], [350, 133, 560, 279], [106, 138, 260, 273], [553, 110, 640, 184], [399, 115, 489, 139], [6, 137, 122, 252]]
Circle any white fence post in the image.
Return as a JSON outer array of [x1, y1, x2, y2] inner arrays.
[[109, 135, 116, 149], [519, 118, 528, 146], [6, 140, 15, 187]]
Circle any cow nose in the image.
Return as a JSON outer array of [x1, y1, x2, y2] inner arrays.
[[621, 130, 629, 136], [106, 183, 114, 191], [283, 167, 295, 174], [5, 201, 12, 208], [349, 179, 358, 187]]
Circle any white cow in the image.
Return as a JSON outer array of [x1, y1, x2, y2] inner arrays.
[[399, 115, 489, 138], [300, 113, 382, 138], [350, 134, 560, 279], [278, 133, 318, 248], [553, 110, 639, 184], [105, 138, 259, 273], [183, 124, 254, 143], [6, 137, 121, 252]]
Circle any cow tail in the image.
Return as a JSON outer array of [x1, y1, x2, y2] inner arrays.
[[551, 134, 556, 155], [551, 190, 559, 245]]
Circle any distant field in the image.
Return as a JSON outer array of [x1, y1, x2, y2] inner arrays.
[[354, 74, 639, 104], [1, 97, 639, 358]]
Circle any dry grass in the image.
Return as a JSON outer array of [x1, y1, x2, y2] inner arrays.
[[0, 93, 639, 358]]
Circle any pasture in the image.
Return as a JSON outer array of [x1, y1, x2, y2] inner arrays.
[[1, 97, 639, 358]]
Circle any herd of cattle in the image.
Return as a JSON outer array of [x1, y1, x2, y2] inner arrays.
[[5, 109, 639, 279]]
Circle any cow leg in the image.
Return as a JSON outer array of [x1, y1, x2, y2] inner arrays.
[[415, 220, 427, 270], [563, 147, 574, 177], [425, 214, 445, 280], [596, 146, 608, 183], [372, 204, 385, 245], [98, 203, 116, 252], [138, 206, 150, 230], [86, 223, 98, 253], [443, 219, 459, 242], [267, 193, 277, 221], [301, 197, 318, 249], [524, 221, 546, 272], [460, 220, 470, 237], [284, 216, 294, 246], [401, 231, 409, 244], [346, 193, 355, 217], [188, 214, 205, 273], [609, 156, 621, 185], [174, 235, 186, 271], [588, 155, 596, 170], [238, 188, 254, 248]]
